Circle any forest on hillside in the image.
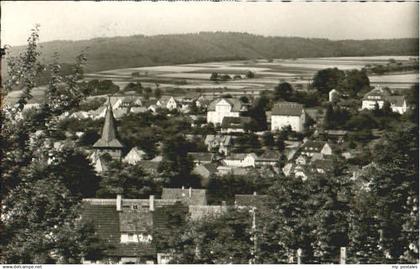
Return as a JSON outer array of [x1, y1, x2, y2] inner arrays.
[[7, 32, 419, 73]]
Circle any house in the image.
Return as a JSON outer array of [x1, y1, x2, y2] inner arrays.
[[81, 195, 184, 264], [256, 150, 281, 167], [187, 152, 215, 165], [206, 98, 246, 125], [120, 96, 143, 108], [220, 116, 252, 134], [222, 153, 257, 168], [204, 134, 232, 155], [271, 102, 306, 132], [81, 195, 188, 264], [161, 187, 207, 206], [157, 96, 178, 111], [123, 147, 147, 165], [300, 141, 332, 157], [361, 86, 408, 114], [188, 205, 228, 221], [93, 99, 124, 160]]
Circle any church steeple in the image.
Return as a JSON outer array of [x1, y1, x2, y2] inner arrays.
[[93, 97, 124, 160]]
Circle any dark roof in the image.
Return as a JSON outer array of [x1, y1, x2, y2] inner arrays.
[[93, 100, 124, 149], [187, 152, 214, 162], [202, 163, 218, 174], [363, 87, 390, 99], [271, 102, 304, 116], [221, 116, 252, 129], [386, 96, 406, 107], [81, 202, 156, 258], [234, 194, 269, 209], [257, 150, 281, 161], [161, 188, 207, 206], [302, 141, 328, 152], [208, 98, 244, 112]]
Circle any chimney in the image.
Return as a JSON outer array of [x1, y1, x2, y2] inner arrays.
[[182, 186, 185, 190], [189, 187, 192, 198], [149, 195, 155, 212], [253, 191, 257, 196], [116, 194, 122, 211]]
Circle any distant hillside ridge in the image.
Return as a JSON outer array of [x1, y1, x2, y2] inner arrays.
[[7, 32, 419, 73]]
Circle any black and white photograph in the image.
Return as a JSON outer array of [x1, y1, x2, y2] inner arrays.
[[0, 1, 419, 266]]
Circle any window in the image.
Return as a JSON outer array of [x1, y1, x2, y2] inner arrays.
[[132, 205, 138, 210], [128, 233, 134, 241]]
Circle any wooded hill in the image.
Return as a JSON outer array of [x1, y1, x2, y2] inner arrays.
[[7, 32, 419, 73]]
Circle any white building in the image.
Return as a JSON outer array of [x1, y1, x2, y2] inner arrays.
[[157, 96, 178, 110], [123, 147, 147, 165], [222, 153, 257, 167], [206, 98, 245, 125], [271, 102, 306, 132], [361, 87, 408, 114]]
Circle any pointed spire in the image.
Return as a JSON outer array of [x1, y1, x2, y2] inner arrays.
[[93, 96, 124, 149]]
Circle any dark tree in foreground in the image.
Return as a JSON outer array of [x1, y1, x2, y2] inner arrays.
[[0, 26, 104, 263], [171, 208, 253, 264]]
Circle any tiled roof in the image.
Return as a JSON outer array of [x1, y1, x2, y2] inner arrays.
[[161, 188, 207, 206], [207, 98, 243, 112], [187, 152, 214, 162], [363, 87, 390, 99], [204, 135, 232, 146], [302, 141, 327, 152], [225, 153, 257, 161], [81, 202, 156, 258], [257, 150, 281, 161], [272, 102, 304, 116], [119, 209, 154, 233], [386, 96, 406, 107], [221, 116, 252, 129]]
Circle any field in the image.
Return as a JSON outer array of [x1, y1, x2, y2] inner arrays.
[[4, 56, 418, 105], [84, 56, 419, 94]]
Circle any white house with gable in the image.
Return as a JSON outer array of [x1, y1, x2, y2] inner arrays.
[[361, 86, 408, 114], [207, 98, 245, 125], [271, 102, 306, 132]]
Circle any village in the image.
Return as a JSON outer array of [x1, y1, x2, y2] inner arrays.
[[1, 2, 418, 265], [50, 68, 414, 263]]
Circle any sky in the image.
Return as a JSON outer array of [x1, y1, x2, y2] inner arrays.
[[1, 1, 419, 46]]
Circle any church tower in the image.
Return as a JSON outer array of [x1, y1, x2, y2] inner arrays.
[[93, 98, 124, 160]]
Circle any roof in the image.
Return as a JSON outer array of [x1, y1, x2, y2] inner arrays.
[[158, 96, 175, 106], [204, 135, 232, 146], [207, 98, 244, 112], [386, 96, 406, 107], [161, 188, 207, 206], [221, 116, 252, 129], [235, 194, 269, 209], [81, 202, 156, 258], [188, 205, 228, 221], [272, 102, 304, 116], [187, 152, 214, 163], [225, 153, 257, 161], [93, 99, 124, 149], [119, 209, 153, 233], [302, 141, 328, 152], [363, 87, 390, 99], [258, 150, 281, 161]]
